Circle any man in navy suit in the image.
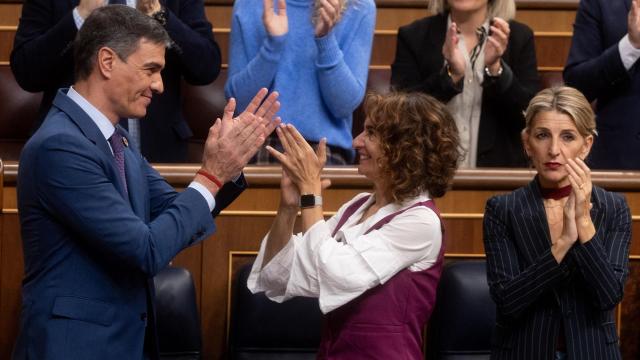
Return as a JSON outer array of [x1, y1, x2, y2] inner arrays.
[[564, 0, 640, 169], [11, 0, 220, 162], [13, 5, 279, 359]]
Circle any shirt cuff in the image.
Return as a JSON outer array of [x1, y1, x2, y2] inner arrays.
[[72, 7, 84, 29], [188, 181, 216, 212], [618, 34, 640, 70]]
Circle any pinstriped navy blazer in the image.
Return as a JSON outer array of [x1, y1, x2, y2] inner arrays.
[[483, 178, 631, 359]]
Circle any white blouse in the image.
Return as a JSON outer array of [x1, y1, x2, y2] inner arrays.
[[247, 192, 442, 313], [446, 16, 490, 168]]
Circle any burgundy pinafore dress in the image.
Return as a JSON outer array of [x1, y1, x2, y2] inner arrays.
[[316, 196, 445, 360]]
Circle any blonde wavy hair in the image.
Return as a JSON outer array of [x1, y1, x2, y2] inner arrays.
[[428, 0, 516, 21], [523, 86, 597, 138]]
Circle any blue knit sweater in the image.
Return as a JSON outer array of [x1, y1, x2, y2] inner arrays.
[[225, 0, 376, 158]]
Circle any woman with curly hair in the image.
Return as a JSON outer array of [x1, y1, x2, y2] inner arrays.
[[248, 91, 462, 359]]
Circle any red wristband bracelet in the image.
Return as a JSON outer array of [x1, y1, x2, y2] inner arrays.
[[196, 169, 223, 188]]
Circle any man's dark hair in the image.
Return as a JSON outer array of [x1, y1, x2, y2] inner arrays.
[[74, 5, 171, 81]]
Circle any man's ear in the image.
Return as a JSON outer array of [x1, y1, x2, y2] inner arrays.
[[97, 47, 117, 79]]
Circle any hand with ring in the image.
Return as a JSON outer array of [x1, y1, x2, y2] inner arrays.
[[564, 156, 595, 243]]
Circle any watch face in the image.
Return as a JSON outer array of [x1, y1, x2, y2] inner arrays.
[[300, 194, 317, 208]]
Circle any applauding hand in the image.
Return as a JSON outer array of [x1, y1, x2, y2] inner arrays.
[[629, 0, 640, 48], [314, 0, 343, 37], [565, 157, 596, 244], [199, 89, 280, 190], [442, 22, 465, 83], [484, 17, 510, 75], [263, 0, 288, 36], [267, 124, 327, 195]]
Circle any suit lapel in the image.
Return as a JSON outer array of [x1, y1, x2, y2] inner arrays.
[[426, 14, 447, 67], [53, 89, 133, 205], [512, 179, 554, 262], [123, 143, 146, 219], [428, 14, 447, 48], [52, 89, 113, 158]]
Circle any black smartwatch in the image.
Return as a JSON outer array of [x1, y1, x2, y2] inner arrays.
[[151, 7, 167, 27], [299, 194, 322, 209]]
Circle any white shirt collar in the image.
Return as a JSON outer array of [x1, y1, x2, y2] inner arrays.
[[67, 86, 116, 140]]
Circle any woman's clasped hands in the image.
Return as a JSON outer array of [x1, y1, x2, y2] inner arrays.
[[564, 156, 596, 243]]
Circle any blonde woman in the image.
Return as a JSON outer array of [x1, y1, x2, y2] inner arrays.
[[391, 0, 539, 168], [483, 87, 631, 359]]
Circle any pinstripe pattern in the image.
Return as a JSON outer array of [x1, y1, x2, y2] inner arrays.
[[483, 179, 631, 359]]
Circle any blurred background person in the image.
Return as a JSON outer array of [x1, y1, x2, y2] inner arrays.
[[391, 0, 539, 168], [484, 87, 630, 359], [564, 0, 640, 170], [10, 0, 221, 162], [248, 92, 461, 359], [225, 0, 375, 165]]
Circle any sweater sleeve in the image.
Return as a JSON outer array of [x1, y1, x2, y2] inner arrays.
[[224, 1, 287, 109], [314, 3, 376, 120]]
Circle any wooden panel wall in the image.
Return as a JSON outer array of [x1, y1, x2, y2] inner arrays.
[[2, 163, 640, 359], [0, 2, 576, 66]]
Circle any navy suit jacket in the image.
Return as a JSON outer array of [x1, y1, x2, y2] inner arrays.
[[483, 179, 631, 359], [12, 89, 245, 360], [564, 0, 640, 170], [10, 0, 221, 162], [391, 13, 539, 167]]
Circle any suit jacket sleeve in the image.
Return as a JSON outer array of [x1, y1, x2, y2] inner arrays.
[[390, 22, 462, 102], [483, 196, 573, 319], [563, 0, 629, 102], [570, 192, 631, 310], [10, 0, 77, 92], [144, 160, 246, 219], [482, 21, 539, 117], [212, 174, 247, 217], [164, 0, 221, 85], [36, 133, 215, 277]]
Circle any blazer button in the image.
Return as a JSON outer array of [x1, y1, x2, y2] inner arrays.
[[140, 312, 147, 321]]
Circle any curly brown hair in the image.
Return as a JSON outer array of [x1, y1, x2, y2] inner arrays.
[[364, 92, 462, 201]]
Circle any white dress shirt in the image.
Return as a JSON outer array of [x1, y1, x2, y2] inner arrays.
[[248, 192, 442, 313]]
